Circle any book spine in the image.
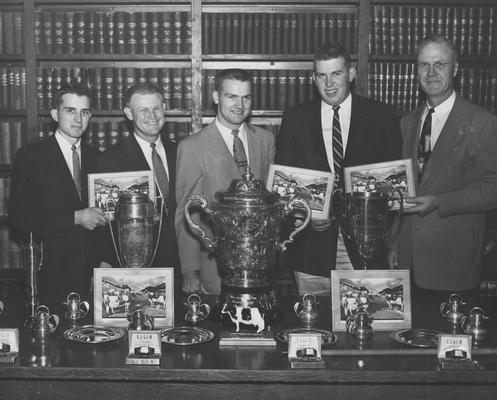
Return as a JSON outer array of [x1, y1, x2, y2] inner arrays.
[[260, 14, 268, 54], [147, 67, 159, 89], [381, 6, 390, 55], [247, 14, 255, 54], [11, 120, 22, 160], [183, 68, 192, 110], [0, 122, 10, 165], [115, 11, 125, 54], [8, 68, 15, 109], [19, 67, 26, 109], [126, 12, 137, 54], [275, 14, 283, 54], [150, 13, 159, 55], [268, 14, 275, 53], [92, 68, 102, 110], [13, 11, 23, 55], [259, 71, 268, 109], [251, 71, 259, 110], [105, 11, 115, 54], [296, 13, 305, 54], [268, 70, 277, 109], [287, 70, 297, 108], [160, 12, 172, 54], [217, 13, 225, 53], [87, 12, 95, 54], [159, 68, 171, 110], [201, 12, 208, 53], [95, 12, 105, 54], [137, 12, 148, 55], [64, 11, 75, 55], [53, 12, 64, 55], [277, 70, 287, 110], [488, 8, 495, 57], [390, 6, 398, 55], [467, 8, 475, 56], [3, 12, 15, 54], [476, 8, 485, 57], [172, 12, 182, 54], [184, 12, 192, 54], [114, 68, 124, 109], [459, 8, 468, 56], [171, 68, 182, 109], [344, 13, 352, 54], [0, 12, 4, 54], [398, 6, 406, 56], [296, 71, 307, 105], [232, 13, 239, 53], [74, 12, 86, 53], [204, 69, 215, 111], [108, 120, 120, 148]]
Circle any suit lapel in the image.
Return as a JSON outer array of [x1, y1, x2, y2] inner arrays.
[[246, 123, 261, 177], [127, 134, 150, 170], [48, 136, 81, 204], [205, 123, 239, 176]]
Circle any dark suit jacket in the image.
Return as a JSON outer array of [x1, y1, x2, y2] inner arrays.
[[9, 135, 100, 301], [275, 95, 402, 276], [96, 133, 179, 278], [398, 96, 497, 290], [175, 122, 275, 294]]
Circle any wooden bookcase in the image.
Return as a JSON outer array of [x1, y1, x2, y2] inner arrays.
[[1, 0, 497, 271]]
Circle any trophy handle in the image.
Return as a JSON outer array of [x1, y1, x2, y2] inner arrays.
[[105, 199, 126, 269], [278, 198, 312, 251], [80, 301, 90, 317], [184, 195, 216, 248]]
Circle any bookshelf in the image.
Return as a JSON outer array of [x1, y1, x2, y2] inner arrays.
[[0, 0, 496, 273]]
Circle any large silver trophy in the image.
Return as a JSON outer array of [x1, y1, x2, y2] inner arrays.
[[107, 193, 158, 268], [333, 190, 401, 270], [184, 169, 311, 330]]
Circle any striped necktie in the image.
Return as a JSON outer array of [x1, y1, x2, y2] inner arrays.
[[150, 142, 169, 202], [232, 129, 248, 173], [71, 145, 82, 199], [418, 107, 434, 180], [332, 105, 344, 188]]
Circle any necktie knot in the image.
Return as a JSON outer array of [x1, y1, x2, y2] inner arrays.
[[231, 128, 248, 173], [150, 142, 156, 149], [332, 105, 340, 112]]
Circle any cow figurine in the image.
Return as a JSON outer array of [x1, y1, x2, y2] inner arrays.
[[221, 304, 265, 333]]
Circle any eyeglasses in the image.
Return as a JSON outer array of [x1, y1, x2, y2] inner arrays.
[[417, 61, 452, 72]]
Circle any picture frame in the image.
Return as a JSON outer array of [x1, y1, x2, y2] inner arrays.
[[344, 159, 416, 210], [331, 269, 412, 331], [94, 268, 174, 328], [266, 164, 335, 220], [88, 170, 155, 220]]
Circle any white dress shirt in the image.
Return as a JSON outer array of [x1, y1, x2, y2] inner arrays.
[[215, 118, 250, 164], [423, 90, 456, 149], [321, 93, 352, 173], [55, 129, 80, 177], [134, 133, 170, 179]]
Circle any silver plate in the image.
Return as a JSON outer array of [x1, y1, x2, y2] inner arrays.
[[63, 325, 126, 344], [161, 326, 215, 346], [390, 329, 441, 348], [276, 328, 337, 346]]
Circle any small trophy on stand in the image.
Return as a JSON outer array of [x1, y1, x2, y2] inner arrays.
[[22, 233, 43, 327]]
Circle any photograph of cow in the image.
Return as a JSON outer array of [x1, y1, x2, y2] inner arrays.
[[339, 276, 405, 321]]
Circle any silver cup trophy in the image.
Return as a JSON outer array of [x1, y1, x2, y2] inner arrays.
[[107, 193, 158, 268], [333, 189, 401, 270], [184, 168, 311, 330]]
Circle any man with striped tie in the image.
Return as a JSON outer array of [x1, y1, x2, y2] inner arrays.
[[276, 42, 401, 295], [176, 69, 275, 294], [10, 83, 106, 307]]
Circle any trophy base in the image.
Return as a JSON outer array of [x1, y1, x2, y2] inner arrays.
[[212, 285, 282, 332]]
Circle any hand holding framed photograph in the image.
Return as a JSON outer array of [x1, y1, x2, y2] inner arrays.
[[344, 159, 415, 210], [266, 164, 335, 220]]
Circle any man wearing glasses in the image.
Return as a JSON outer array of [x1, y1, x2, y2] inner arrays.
[[396, 35, 497, 296], [10, 83, 106, 306]]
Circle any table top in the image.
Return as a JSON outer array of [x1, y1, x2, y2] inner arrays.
[[1, 275, 497, 384]]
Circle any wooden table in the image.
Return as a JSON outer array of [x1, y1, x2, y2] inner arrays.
[[1, 275, 497, 400]]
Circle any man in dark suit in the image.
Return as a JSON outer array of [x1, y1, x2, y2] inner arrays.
[[10, 83, 107, 306], [396, 35, 497, 296], [176, 69, 275, 294], [275, 42, 401, 295], [96, 83, 180, 288]]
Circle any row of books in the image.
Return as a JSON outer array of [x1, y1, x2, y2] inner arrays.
[[370, 6, 496, 57], [0, 177, 10, 216], [37, 67, 192, 111], [203, 69, 317, 111], [0, 120, 24, 166], [201, 12, 358, 54], [0, 11, 23, 55], [0, 226, 23, 269], [0, 66, 26, 110], [35, 10, 191, 55], [368, 62, 497, 116]]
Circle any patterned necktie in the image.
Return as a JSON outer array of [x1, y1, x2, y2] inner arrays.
[[232, 129, 248, 173], [418, 107, 435, 179], [71, 145, 82, 199], [332, 105, 344, 188], [150, 142, 169, 202]]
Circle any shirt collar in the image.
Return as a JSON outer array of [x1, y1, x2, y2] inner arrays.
[[215, 118, 246, 137], [55, 129, 80, 151], [427, 91, 456, 116], [134, 132, 163, 152]]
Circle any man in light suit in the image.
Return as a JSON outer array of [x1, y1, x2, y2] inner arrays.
[[10, 84, 106, 307], [176, 69, 275, 294], [396, 35, 497, 295], [96, 83, 180, 289], [276, 42, 401, 295]]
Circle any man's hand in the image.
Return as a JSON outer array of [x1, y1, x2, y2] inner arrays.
[[75, 207, 107, 230], [182, 271, 202, 294], [403, 195, 438, 217]]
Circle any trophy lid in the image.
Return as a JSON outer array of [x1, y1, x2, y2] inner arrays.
[[215, 167, 280, 205]]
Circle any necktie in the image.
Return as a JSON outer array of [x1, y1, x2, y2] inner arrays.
[[150, 142, 169, 203], [332, 105, 344, 188], [418, 107, 434, 179], [71, 145, 82, 199], [232, 129, 248, 173]]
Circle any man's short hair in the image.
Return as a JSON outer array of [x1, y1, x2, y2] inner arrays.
[[314, 42, 352, 68], [52, 83, 91, 110], [215, 69, 251, 92], [416, 34, 458, 62], [124, 82, 163, 106]]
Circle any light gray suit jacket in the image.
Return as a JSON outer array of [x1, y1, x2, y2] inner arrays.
[[398, 95, 497, 290], [175, 122, 275, 294]]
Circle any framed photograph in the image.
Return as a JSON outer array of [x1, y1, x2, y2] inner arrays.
[[88, 170, 155, 220], [266, 164, 335, 220], [331, 269, 412, 331], [344, 159, 416, 210], [94, 268, 174, 328]]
